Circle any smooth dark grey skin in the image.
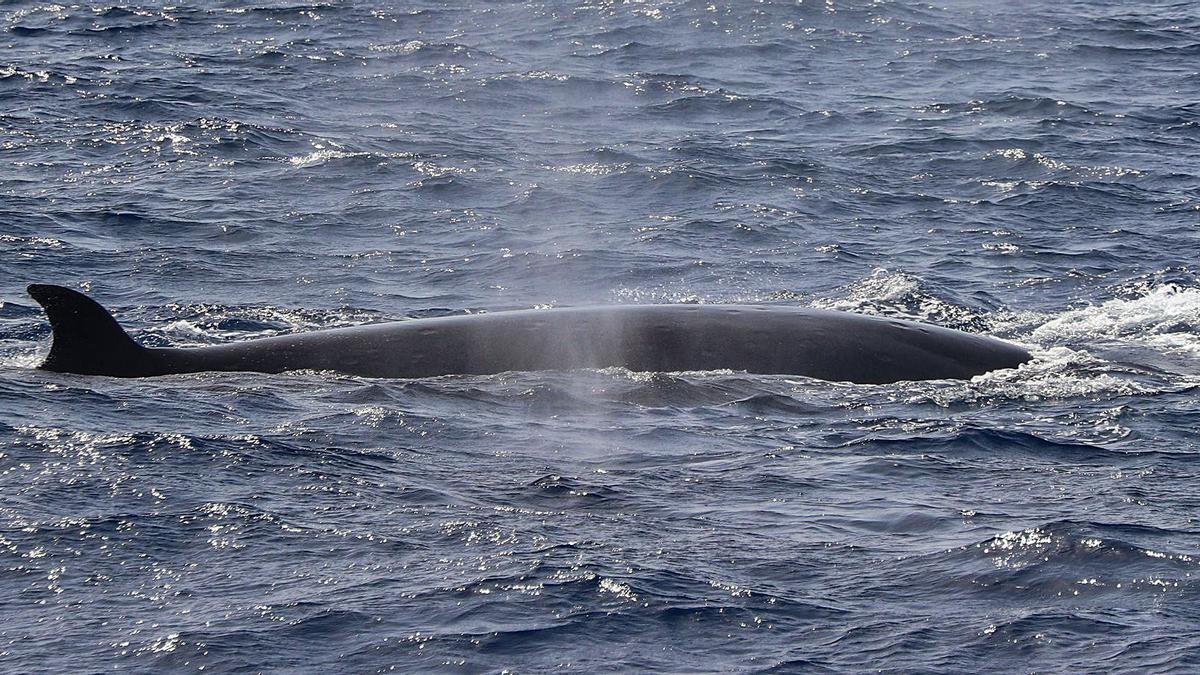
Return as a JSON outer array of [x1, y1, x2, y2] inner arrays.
[[27, 284, 1031, 384]]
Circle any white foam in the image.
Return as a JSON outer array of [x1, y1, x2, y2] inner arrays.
[[288, 148, 366, 167], [812, 268, 983, 327], [1031, 284, 1200, 343], [817, 268, 921, 308], [288, 148, 420, 169], [0, 234, 64, 248], [893, 346, 1151, 405], [1145, 333, 1200, 356], [0, 347, 45, 370], [369, 40, 426, 54], [550, 162, 628, 176]]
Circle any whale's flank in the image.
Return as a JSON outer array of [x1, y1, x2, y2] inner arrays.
[[27, 284, 1032, 383]]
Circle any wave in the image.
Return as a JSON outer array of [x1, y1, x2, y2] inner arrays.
[[368, 40, 506, 65], [917, 95, 1097, 119], [514, 473, 629, 509], [1073, 42, 1200, 58], [812, 268, 991, 331], [137, 300, 385, 346], [842, 427, 1136, 459], [641, 89, 802, 121], [929, 520, 1200, 600]]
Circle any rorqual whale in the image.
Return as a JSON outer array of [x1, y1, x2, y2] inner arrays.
[[26, 284, 1031, 384]]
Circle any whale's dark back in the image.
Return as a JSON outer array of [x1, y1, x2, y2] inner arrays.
[[27, 284, 1031, 383]]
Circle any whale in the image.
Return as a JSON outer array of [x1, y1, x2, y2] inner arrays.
[[26, 284, 1031, 384]]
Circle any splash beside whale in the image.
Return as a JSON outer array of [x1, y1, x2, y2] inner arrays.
[[26, 284, 1031, 384]]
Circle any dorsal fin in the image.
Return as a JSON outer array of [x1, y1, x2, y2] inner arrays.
[[27, 284, 155, 376]]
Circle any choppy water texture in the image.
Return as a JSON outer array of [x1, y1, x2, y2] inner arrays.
[[1, 0, 1199, 671]]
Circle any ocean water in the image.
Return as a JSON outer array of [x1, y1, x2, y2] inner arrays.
[[1, 0, 1199, 671]]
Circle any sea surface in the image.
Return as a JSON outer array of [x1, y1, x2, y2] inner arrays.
[[1, 0, 1199, 671]]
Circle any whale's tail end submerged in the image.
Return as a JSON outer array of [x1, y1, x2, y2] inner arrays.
[[28, 284, 154, 377]]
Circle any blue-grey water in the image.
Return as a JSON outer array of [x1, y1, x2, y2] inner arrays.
[[2, 0, 1199, 671]]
